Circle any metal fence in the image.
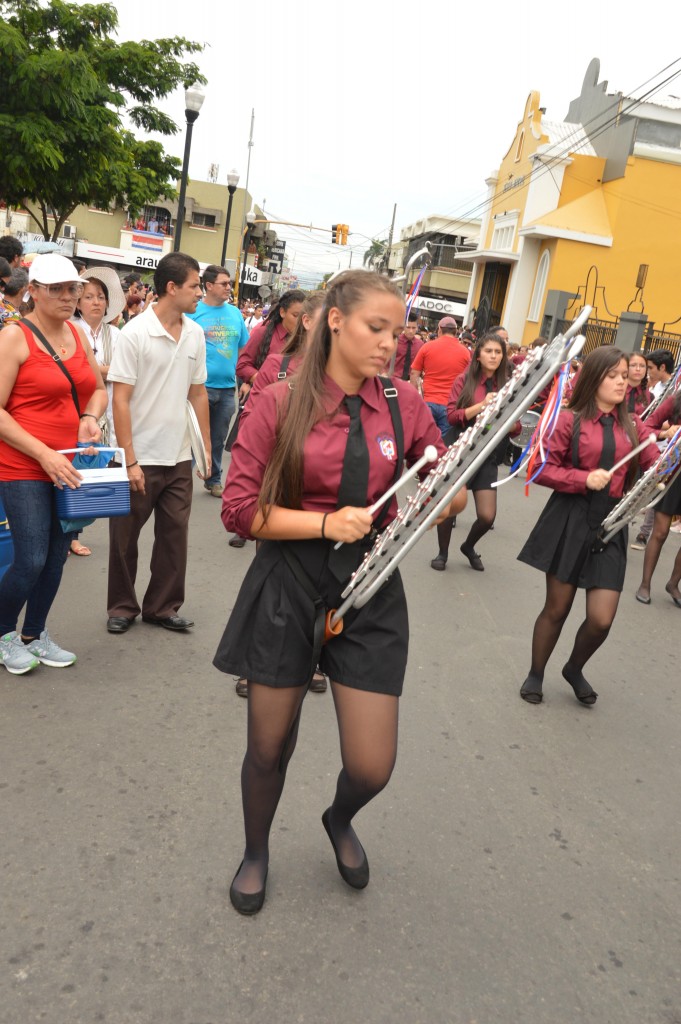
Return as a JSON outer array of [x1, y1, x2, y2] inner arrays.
[[643, 332, 681, 363], [549, 317, 617, 355]]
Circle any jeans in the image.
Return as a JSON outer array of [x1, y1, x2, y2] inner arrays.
[[427, 402, 450, 438], [0, 480, 71, 636], [206, 387, 236, 486]]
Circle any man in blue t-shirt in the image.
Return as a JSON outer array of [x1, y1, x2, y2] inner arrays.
[[187, 265, 249, 495]]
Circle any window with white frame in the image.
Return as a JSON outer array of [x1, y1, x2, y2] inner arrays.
[[528, 250, 550, 322], [491, 212, 518, 252]]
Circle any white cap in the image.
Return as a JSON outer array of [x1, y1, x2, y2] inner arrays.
[[28, 253, 80, 284]]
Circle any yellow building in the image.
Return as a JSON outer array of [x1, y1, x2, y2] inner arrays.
[[10, 179, 255, 276], [464, 59, 681, 354]]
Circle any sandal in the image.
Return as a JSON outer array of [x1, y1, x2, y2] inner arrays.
[[70, 540, 92, 556]]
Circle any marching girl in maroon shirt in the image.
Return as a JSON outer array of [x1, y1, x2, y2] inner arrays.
[[634, 391, 681, 606], [517, 347, 657, 706], [214, 270, 466, 914], [625, 351, 652, 416], [233, 289, 326, 696], [235, 289, 305, 402], [239, 290, 325, 428], [432, 333, 520, 572]]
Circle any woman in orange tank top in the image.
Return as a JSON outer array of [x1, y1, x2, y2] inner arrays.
[[0, 254, 106, 676]]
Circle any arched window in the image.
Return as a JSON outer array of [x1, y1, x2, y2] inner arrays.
[[528, 250, 550, 322]]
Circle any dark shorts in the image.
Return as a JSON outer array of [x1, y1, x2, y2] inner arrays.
[[518, 491, 626, 591], [468, 457, 498, 492], [213, 539, 409, 696]]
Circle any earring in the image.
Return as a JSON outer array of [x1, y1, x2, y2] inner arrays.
[[332, 327, 340, 334]]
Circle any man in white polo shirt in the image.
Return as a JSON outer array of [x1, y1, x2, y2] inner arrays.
[[106, 253, 210, 634]]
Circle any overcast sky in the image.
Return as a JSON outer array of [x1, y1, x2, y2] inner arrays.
[[109, 0, 679, 284]]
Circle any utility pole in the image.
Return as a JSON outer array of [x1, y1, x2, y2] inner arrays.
[[235, 109, 255, 293], [384, 203, 397, 274]]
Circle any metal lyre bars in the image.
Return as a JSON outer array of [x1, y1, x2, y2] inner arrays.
[[329, 307, 591, 625]]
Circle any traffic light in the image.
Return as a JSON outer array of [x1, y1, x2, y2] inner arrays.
[[332, 224, 339, 244], [340, 224, 349, 245]]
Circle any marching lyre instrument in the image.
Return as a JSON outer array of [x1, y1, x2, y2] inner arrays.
[[328, 308, 592, 628], [593, 428, 681, 550]]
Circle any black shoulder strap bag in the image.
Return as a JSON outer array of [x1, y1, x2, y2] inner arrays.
[[23, 319, 81, 417]]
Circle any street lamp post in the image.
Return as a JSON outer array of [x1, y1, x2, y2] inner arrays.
[[235, 208, 256, 304], [173, 83, 205, 252], [219, 168, 240, 267]]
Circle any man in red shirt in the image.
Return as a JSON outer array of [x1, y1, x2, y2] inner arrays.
[[392, 311, 423, 380], [410, 317, 471, 435]]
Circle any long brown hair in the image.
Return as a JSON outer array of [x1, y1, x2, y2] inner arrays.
[[568, 346, 639, 487], [456, 332, 510, 410], [255, 288, 306, 369], [258, 270, 403, 516], [281, 290, 326, 356]]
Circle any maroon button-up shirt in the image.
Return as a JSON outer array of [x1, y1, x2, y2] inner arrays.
[[222, 374, 446, 537], [644, 395, 679, 431], [626, 383, 653, 416], [236, 320, 289, 383], [393, 333, 424, 380], [535, 408, 657, 497], [239, 351, 304, 427], [446, 373, 521, 436]]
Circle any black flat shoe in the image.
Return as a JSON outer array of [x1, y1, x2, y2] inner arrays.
[[430, 554, 447, 571], [635, 588, 651, 605], [107, 616, 134, 633], [229, 535, 247, 548], [321, 808, 369, 889], [229, 861, 267, 915], [562, 663, 598, 706], [460, 543, 484, 571], [142, 615, 194, 631], [665, 583, 681, 608], [309, 671, 328, 693], [519, 674, 543, 704], [235, 678, 248, 697]]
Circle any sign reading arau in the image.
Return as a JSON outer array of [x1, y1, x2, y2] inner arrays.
[[75, 241, 212, 274]]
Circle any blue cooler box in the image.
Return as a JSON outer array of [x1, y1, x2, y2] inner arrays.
[[0, 498, 13, 581], [55, 448, 131, 520]]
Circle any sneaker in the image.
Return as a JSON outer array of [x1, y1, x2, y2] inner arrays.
[[0, 631, 40, 675], [24, 630, 76, 668], [630, 534, 647, 550], [207, 484, 223, 497]]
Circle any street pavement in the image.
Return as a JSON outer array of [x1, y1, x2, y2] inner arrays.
[[1, 465, 680, 1024]]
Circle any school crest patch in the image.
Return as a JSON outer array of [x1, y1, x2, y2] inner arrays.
[[376, 434, 396, 461]]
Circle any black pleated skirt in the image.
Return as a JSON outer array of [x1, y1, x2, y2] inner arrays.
[[518, 491, 627, 591], [213, 539, 408, 695], [655, 469, 681, 517]]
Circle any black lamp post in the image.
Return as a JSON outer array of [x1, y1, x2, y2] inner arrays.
[[237, 208, 257, 302], [220, 168, 240, 267], [173, 83, 205, 252]]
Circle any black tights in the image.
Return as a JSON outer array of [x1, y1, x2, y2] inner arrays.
[[638, 511, 672, 595], [435, 489, 497, 556], [529, 574, 620, 681], [233, 681, 398, 895]]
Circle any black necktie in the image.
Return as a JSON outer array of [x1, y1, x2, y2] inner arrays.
[[588, 413, 616, 526], [402, 340, 413, 381], [328, 395, 369, 581], [599, 414, 616, 476]]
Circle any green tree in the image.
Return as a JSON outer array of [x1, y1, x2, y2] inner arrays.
[[363, 238, 386, 268], [0, 0, 204, 239]]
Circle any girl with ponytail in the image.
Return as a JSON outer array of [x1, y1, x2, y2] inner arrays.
[[235, 289, 305, 400], [214, 270, 465, 915]]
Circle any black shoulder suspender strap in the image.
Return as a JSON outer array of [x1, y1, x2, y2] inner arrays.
[[277, 353, 293, 380], [571, 413, 580, 469], [373, 376, 405, 530], [23, 318, 81, 417]]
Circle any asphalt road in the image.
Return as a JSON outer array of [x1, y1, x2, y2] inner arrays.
[[1, 466, 680, 1024]]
